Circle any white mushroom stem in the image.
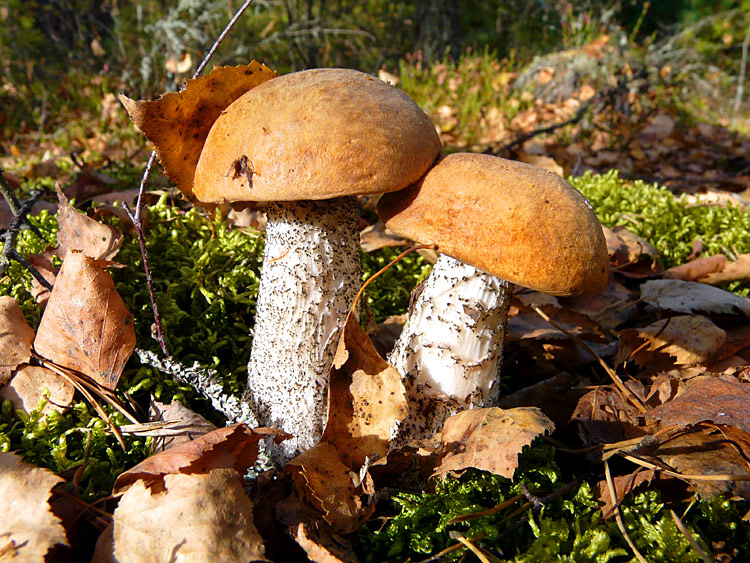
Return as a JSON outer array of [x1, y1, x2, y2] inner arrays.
[[246, 197, 362, 463], [388, 254, 514, 445]]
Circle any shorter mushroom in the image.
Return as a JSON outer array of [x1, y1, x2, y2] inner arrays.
[[377, 153, 608, 444]]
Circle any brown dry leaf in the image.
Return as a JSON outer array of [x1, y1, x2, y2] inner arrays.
[[120, 62, 277, 201], [0, 452, 68, 559], [604, 225, 663, 277], [517, 153, 564, 176], [663, 254, 729, 282], [617, 315, 726, 371], [433, 407, 555, 480], [498, 372, 590, 429], [0, 365, 75, 415], [596, 469, 657, 519], [701, 254, 750, 285], [114, 423, 286, 494], [27, 250, 58, 305], [0, 296, 35, 384], [147, 400, 217, 453], [33, 250, 135, 390], [645, 375, 750, 433], [571, 382, 652, 447], [326, 311, 408, 468], [359, 221, 409, 253], [652, 428, 750, 499], [285, 441, 375, 534], [63, 164, 119, 203], [112, 468, 266, 562], [276, 495, 360, 563], [0, 198, 56, 230], [55, 186, 123, 261], [640, 279, 750, 317]]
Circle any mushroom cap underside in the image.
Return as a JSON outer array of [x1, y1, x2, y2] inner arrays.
[[193, 68, 442, 204], [378, 153, 609, 296]]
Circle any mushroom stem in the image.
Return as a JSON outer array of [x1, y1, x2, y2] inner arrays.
[[246, 196, 362, 463], [388, 254, 513, 445]]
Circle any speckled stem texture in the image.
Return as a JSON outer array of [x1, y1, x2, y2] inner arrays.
[[246, 197, 362, 463], [388, 254, 514, 446]]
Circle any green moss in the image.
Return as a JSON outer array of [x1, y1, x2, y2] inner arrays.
[[0, 399, 149, 501], [572, 170, 750, 294], [359, 442, 749, 562]]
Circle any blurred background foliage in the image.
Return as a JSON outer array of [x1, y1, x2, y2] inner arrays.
[[1, 0, 749, 137]]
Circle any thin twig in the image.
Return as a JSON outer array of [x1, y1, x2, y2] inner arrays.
[[127, 0, 256, 356], [733, 21, 750, 116], [605, 459, 648, 563], [0, 174, 53, 290], [670, 509, 713, 563], [491, 100, 592, 155], [531, 305, 647, 413]]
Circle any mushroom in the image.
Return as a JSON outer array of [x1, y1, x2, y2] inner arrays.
[[192, 68, 441, 462], [377, 153, 608, 444]]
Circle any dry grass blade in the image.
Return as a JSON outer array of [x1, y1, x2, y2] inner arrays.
[[448, 531, 501, 563], [670, 509, 713, 563], [36, 357, 141, 450], [531, 305, 647, 413], [620, 452, 750, 481], [448, 492, 525, 524], [351, 244, 437, 315], [605, 459, 648, 563]]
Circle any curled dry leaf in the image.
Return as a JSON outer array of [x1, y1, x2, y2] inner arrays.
[[616, 315, 726, 371], [0, 452, 68, 559], [433, 407, 555, 480], [276, 495, 360, 563], [33, 250, 135, 390], [285, 441, 375, 534], [55, 186, 123, 261], [120, 62, 277, 202], [571, 381, 652, 447], [604, 225, 663, 278], [147, 400, 217, 453], [359, 221, 409, 253], [326, 311, 408, 468], [112, 468, 265, 563], [666, 253, 750, 286], [0, 296, 35, 384], [596, 468, 657, 519], [664, 254, 729, 282], [640, 279, 750, 317], [0, 365, 75, 415], [114, 423, 287, 494]]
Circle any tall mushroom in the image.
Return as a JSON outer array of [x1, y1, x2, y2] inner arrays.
[[377, 153, 608, 444], [192, 69, 441, 462]]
